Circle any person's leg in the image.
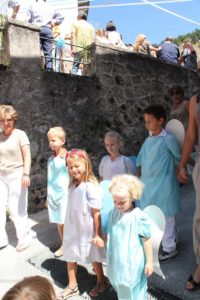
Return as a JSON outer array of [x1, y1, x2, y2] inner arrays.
[[186, 203, 200, 289], [0, 174, 9, 248], [8, 169, 30, 250], [71, 51, 81, 75], [40, 26, 53, 70], [162, 216, 176, 252], [67, 262, 78, 288], [57, 223, 64, 241], [90, 262, 106, 297], [54, 224, 64, 258], [57, 262, 79, 299], [159, 216, 178, 262]]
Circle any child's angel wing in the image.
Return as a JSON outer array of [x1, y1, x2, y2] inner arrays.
[[144, 205, 165, 279], [100, 180, 113, 233], [165, 119, 185, 147]]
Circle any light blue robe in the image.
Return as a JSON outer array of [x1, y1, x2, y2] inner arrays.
[[106, 207, 151, 300], [47, 156, 70, 224], [137, 133, 181, 217]]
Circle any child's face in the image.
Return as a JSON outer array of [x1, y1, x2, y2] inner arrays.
[[112, 191, 132, 212], [48, 134, 64, 152], [104, 137, 120, 156], [144, 113, 164, 135], [67, 158, 86, 184]]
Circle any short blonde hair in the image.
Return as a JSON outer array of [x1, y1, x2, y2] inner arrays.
[[47, 127, 66, 141], [109, 174, 144, 200], [67, 149, 98, 185], [104, 131, 124, 150], [0, 105, 18, 123], [2, 276, 56, 300]]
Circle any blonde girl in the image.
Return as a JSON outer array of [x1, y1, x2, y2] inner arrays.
[[106, 174, 153, 300], [99, 131, 134, 180], [47, 127, 70, 258], [133, 33, 158, 56], [57, 149, 106, 299]]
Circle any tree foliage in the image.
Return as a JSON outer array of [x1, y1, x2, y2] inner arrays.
[[173, 28, 200, 46]]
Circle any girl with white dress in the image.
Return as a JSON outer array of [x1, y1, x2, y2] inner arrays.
[[99, 131, 135, 180], [47, 127, 70, 258], [58, 149, 106, 300]]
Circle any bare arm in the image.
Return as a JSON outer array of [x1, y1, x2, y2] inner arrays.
[[136, 166, 141, 177], [92, 208, 104, 248], [11, 4, 20, 20], [21, 144, 31, 188], [142, 237, 154, 276], [178, 96, 197, 182]]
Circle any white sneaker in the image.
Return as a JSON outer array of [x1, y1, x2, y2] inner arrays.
[[16, 234, 32, 252]]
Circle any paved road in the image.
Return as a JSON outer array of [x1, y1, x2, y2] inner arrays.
[[0, 179, 199, 299]]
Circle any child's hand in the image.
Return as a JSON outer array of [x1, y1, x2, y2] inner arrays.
[[92, 236, 105, 248], [144, 261, 154, 277]]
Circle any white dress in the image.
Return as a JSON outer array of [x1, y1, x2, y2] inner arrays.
[[99, 155, 135, 180], [63, 181, 106, 263]]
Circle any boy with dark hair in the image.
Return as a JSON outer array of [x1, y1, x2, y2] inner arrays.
[[137, 104, 181, 262]]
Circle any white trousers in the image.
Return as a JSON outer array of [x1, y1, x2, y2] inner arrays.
[[0, 168, 29, 247], [162, 216, 176, 252]]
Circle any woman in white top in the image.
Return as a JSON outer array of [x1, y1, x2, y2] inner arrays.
[[99, 131, 135, 180], [0, 105, 31, 252], [105, 21, 126, 48]]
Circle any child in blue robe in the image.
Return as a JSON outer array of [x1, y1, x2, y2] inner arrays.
[[136, 104, 181, 263], [106, 174, 154, 300], [47, 127, 70, 258]]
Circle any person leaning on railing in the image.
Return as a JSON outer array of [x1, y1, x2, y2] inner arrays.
[[26, 0, 64, 71], [71, 11, 95, 75]]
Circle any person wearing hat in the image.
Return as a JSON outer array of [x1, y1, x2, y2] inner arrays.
[[26, 0, 64, 71], [71, 11, 95, 75]]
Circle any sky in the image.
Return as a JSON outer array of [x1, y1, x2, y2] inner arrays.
[[87, 0, 200, 44]]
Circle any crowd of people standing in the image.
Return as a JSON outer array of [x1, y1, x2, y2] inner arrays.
[[1, 84, 200, 298], [6, 1, 199, 75]]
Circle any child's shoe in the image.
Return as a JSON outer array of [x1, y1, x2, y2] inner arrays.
[[159, 248, 178, 263], [54, 245, 63, 258], [57, 284, 79, 300]]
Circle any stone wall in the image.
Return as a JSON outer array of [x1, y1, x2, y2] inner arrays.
[[0, 22, 200, 212]]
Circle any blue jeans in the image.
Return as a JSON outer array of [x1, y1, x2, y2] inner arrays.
[[71, 51, 83, 75], [40, 26, 53, 70]]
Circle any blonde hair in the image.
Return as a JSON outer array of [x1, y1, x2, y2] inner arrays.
[[2, 276, 56, 300], [104, 131, 124, 151], [109, 174, 144, 200], [133, 33, 146, 52], [0, 105, 18, 123], [67, 149, 98, 185], [47, 127, 66, 141]]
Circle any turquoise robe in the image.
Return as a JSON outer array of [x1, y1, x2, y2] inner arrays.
[[137, 133, 181, 217], [47, 156, 70, 224], [106, 207, 151, 300]]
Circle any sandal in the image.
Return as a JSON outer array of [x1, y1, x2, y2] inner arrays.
[[186, 275, 200, 291], [89, 281, 107, 298], [57, 285, 79, 300], [54, 245, 63, 258]]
